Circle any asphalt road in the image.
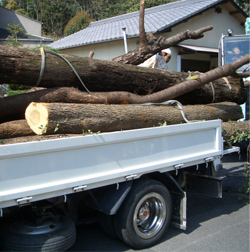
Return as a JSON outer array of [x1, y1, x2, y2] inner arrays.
[[68, 151, 250, 252]]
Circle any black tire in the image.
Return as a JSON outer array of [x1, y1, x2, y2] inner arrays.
[[0, 215, 76, 252], [114, 179, 172, 249], [98, 212, 118, 239]]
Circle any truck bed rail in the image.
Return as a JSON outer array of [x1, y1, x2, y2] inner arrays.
[[0, 120, 229, 209]]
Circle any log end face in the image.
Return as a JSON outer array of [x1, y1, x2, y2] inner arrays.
[[25, 102, 49, 135]]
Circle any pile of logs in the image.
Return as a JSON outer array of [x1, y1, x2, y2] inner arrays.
[[0, 25, 249, 144]]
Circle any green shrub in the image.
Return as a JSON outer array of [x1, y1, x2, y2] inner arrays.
[[64, 11, 95, 36], [32, 46, 61, 54], [7, 90, 27, 96]]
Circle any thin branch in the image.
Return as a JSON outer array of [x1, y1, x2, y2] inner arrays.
[[111, 26, 213, 64], [139, 0, 147, 48]]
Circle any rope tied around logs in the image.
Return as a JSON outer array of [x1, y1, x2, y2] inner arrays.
[[186, 71, 215, 103], [36, 47, 91, 94], [139, 100, 201, 123]]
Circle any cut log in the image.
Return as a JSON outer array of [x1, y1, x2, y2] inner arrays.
[[1, 119, 248, 143], [222, 120, 250, 142], [0, 45, 187, 91], [0, 77, 247, 123], [25, 102, 243, 135], [0, 45, 248, 96], [0, 120, 33, 137]]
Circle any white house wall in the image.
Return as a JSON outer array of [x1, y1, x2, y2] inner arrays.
[[61, 37, 140, 60], [0, 7, 41, 36], [168, 4, 245, 48], [58, 3, 245, 72], [15, 13, 41, 36], [164, 4, 245, 71]]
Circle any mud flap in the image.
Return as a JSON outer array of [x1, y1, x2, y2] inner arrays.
[[184, 172, 223, 198], [170, 191, 187, 230]]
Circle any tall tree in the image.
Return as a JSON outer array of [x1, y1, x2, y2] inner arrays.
[[64, 10, 95, 36], [39, 0, 75, 36]]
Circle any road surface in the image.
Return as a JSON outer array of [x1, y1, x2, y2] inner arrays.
[[68, 151, 250, 252]]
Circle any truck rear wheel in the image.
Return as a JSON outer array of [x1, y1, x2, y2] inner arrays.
[[114, 179, 172, 249], [0, 214, 76, 252], [98, 212, 117, 239]]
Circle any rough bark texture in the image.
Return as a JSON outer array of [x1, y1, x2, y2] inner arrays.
[[0, 120, 33, 137], [0, 45, 186, 92], [0, 77, 246, 123], [25, 102, 243, 135], [111, 26, 214, 65], [0, 46, 248, 97], [222, 120, 250, 141], [139, 0, 147, 48], [144, 55, 249, 104], [1, 120, 248, 143]]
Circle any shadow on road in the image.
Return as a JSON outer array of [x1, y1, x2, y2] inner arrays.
[[68, 152, 249, 252]]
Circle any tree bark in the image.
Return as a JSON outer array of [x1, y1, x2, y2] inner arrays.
[[25, 102, 243, 135], [0, 45, 186, 92], [222, 120, 250, 142], [1, 119, 248, 142], [0, 120, 33, 137], [111, 26, 214, 65], [1, 46, 247, 96], [0, 76, 247, 123], [139, 0, 147, 48]]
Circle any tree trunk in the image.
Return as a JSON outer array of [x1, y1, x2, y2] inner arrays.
[[111, 26, 214, 65], [1, 119, 248, 142], [25, 102, 243, 135], [0, 45, 248, 96], [0, 120, 33, 137], [139, 0, 147, 48], [0, 45, 186, 92], [0, 78, 246, 123]]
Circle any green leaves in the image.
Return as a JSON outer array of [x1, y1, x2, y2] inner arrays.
[[229, 130, 250, 144], [158, 121, 167, 127], [5, 22, 27, 47], [2, 0, 179, 38], [82, 129, 101, 135], [64, 10, 95, 36]]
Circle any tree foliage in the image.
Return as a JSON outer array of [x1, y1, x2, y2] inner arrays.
[[237, 0, 249, 13], [1, 0, 249, 38], [64, 10, 95, 36]]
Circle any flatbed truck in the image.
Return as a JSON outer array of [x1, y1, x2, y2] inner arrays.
[[0, 120, 239, 251]]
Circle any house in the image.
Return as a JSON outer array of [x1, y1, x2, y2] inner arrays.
[[0, 6, 53, 48], [49, 0, 248, 72]]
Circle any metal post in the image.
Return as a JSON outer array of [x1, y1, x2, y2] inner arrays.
[[122, 27, 128, 54]]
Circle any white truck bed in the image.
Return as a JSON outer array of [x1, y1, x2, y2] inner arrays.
[[0, 120, 237, 209]]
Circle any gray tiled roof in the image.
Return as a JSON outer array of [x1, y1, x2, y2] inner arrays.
[[49, 0, 243, 50]]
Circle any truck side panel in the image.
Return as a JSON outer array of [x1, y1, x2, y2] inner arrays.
[[0, 120, 223, 209]]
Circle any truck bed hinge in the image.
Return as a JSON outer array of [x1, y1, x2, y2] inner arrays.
[[73, 185, 87, 193], [174, 164, 184, 175], [205, 157, 214, 168], [16, 196, 33, 205], [125, 174, 138, 180]]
